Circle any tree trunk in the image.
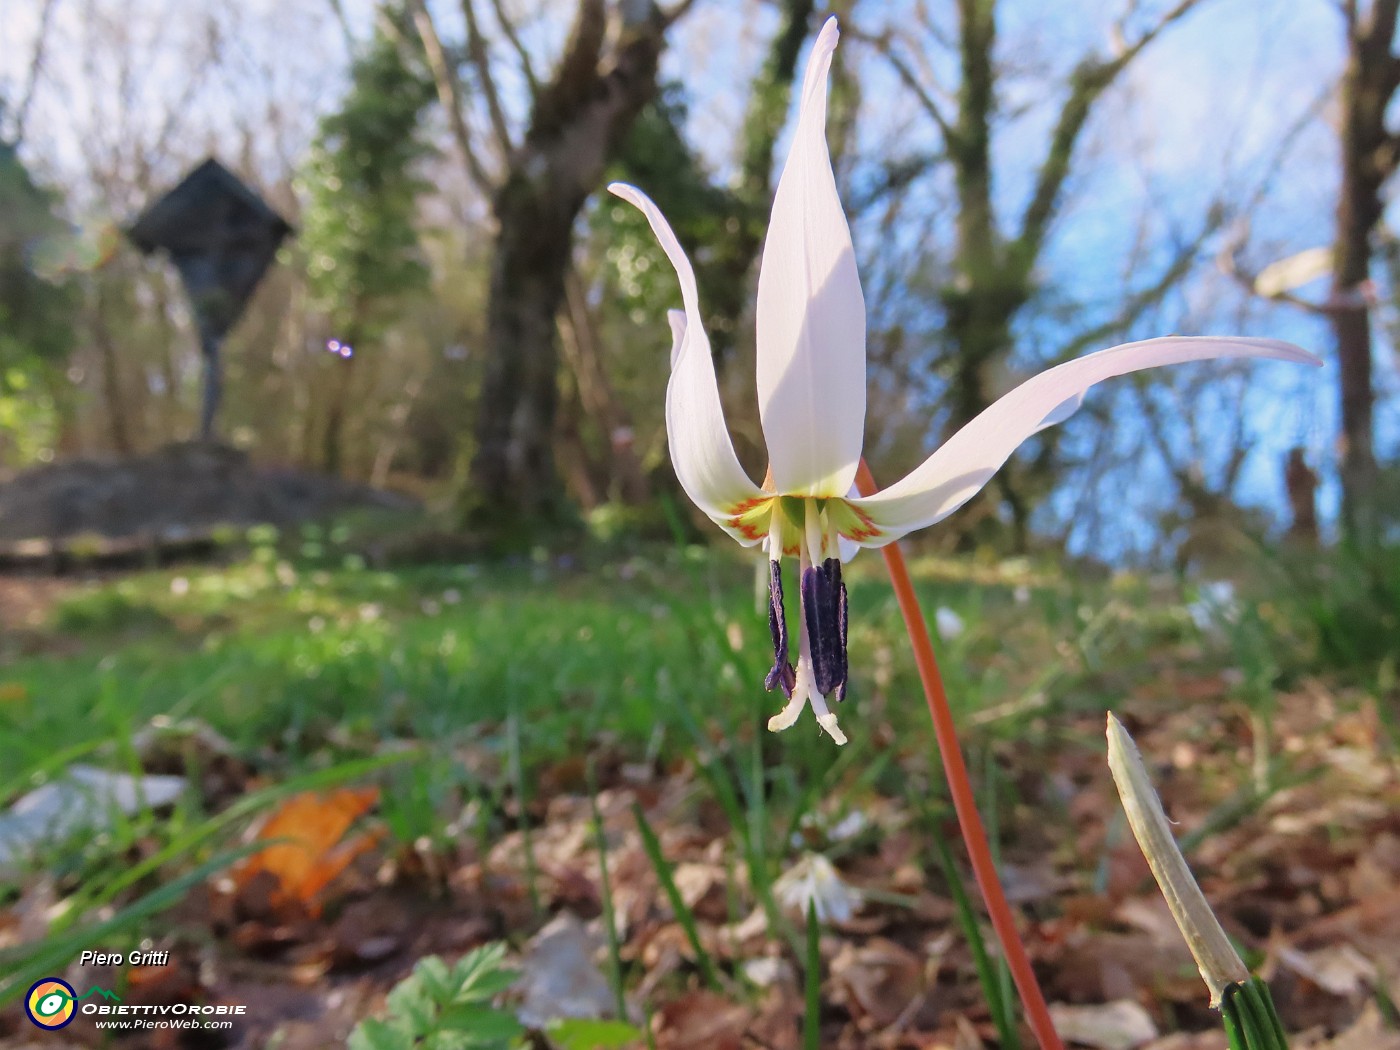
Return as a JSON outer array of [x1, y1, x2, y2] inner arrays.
[[462, 0, 668, 542], [1331, 299, 1376, 534], [92, 281, 133, 455], [322, 319, 362, 475], [1285, 446, 1320, 545], [322, 351, 356, 475], [708, 0, 817, 356], [1330, 0, 1399, 539], [466, 174, 577, 532], [560, 269, 649, 505]]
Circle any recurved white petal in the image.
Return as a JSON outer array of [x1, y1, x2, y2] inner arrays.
[[609, 183, 767, 542], [846, 336, 1321, 543], [755, 17, 866, 499]]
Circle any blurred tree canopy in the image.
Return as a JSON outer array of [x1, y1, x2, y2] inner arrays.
[[298, 5, 435, 474], [0, 136, 75, 465]]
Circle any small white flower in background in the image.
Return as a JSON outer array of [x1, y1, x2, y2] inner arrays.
[[773, 852, 862, 924], [826, 809, 869, 842], [611, 18, 1319, 746], [792, 807, 870, 848], [741, 956, 794, 988], [935, 607, 965, 641]]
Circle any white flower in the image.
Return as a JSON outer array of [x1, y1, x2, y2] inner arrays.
[[773, 852, 862, 924], [935, 607, 965, 641], [609, 18, 1320, 745]]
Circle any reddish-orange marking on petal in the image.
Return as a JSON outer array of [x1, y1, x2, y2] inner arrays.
[[830, 498, 884, 543], [725, 496, 775, 541], [727, 497, 765, 514]]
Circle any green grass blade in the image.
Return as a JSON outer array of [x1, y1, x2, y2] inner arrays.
[[589, 765, 628, 1020], [632, 801, 720, 990], [507, 703, 541, 916], [1222, 979, 1290, 1050], [931, 832, 1021, 1050], [0, 841, 264, 1003], [804, 901, 821, 1050]]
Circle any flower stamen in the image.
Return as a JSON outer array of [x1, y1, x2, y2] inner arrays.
[[764, 558, 796, 697], [802, 557, 847, 699]]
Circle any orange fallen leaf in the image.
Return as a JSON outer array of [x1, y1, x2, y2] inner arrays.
[[235, 787, 380, 915], [0, 682, 28, 703]]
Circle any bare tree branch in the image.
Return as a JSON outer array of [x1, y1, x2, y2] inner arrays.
[[324, 0, 357, 54], [953, 0, 997, 258], [660, 0, 700, 31], [1216, 236, 1330, 315], [461, 0, 514, 154], [407, 0, 496, 195], [487, 0, 540, 98], [531, 0, 606, 140], [846, 23, 955, 145], [1054, 207, 1229, 363], [1014, 0, 1202, 269], [12, 0, 60, 144]]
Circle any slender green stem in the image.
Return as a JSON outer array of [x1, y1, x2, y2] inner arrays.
[[632, 802, 721, 990], [932, 833, 1021, 1050], [506, 705, 540, 915], [804, 902, 822, 1050], [588, 765, 628, 1019]]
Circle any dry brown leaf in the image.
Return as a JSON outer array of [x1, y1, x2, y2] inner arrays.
[[673, 861, 728, 922], [830, 937, 926, 1028], [1050, 999, 1159, 1050], [1141, 1031, 1227, 1050], [234, 787, 380, 915], [1279, 944, 1378, 997], [1296, 1002, 1400, 1050], [652, 989, 751, 1050]]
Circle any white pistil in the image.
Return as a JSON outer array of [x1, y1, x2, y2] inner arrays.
[[810, 691, 847, 745], [766, 503, 784, 559], [804, 499, 825, 563]]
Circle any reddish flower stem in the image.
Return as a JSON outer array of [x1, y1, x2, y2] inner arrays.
[[856, 460, 1063, 1050]]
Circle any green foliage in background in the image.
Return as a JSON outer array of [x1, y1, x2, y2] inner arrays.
[[298, 8, 434, 345], [0, 138, 76, 465], [598, 82, 764, 365]]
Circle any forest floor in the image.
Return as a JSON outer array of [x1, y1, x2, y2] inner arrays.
[[0, 531, 1396, 1049]]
